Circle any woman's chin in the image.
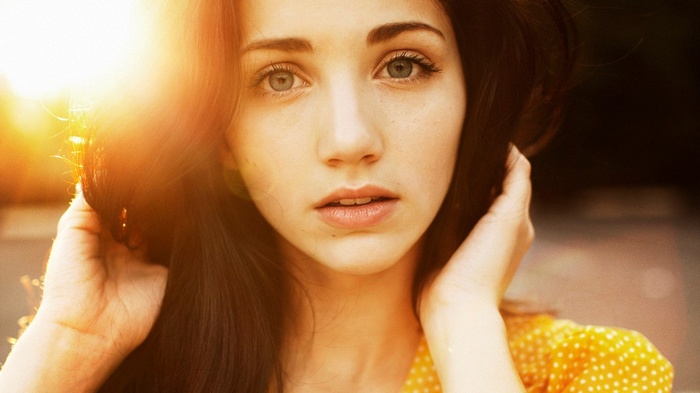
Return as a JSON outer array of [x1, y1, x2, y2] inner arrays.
[[281, 234, 424, 280]]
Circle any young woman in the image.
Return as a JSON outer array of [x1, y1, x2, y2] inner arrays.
[[0, 0, 673, 391]]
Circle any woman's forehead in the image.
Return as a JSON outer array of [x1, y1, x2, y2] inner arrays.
[[237, 0, 451, 45]]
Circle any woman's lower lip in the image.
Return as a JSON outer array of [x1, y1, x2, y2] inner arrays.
[[316, 199, 398, 229]]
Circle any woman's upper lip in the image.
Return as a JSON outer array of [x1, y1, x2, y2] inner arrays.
[[315, 185, 398, 208]]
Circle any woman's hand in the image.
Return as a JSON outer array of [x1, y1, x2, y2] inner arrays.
[[0, 190, 167, 392], [419, 146, 533, 392], [421, 145, 533, 316], [37, 190, 167, 355]]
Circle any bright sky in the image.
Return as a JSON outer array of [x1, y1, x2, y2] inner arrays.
[[0, 0, 146, 99]]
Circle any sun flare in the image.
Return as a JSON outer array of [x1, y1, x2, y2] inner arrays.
[[0, 0, 148, 99]]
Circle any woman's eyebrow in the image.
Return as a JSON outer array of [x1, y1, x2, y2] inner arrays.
[[241, 22, 444, 54], [366, 22, 445, 45], [242, 37, 313, 54]]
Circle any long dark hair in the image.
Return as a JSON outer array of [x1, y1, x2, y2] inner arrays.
[[417, 0, 576, 306], [73, 0, 575, 391]]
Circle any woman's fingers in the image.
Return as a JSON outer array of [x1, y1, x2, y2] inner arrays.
[[44, 192, 104, 296], [486, 145, 533, 222], [423, 146, 534, 309], [38, 189, 166, 355], [0, 191, 167, 391], [56, 189, 101, 235]]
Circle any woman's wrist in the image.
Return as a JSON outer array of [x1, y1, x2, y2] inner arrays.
[[422, 302, 526, 393], [0, 315, 124, 392]]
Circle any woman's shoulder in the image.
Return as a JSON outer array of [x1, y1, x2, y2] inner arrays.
[[502, 312, 674, 393]]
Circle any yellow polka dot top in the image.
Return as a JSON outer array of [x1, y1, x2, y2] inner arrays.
[[402, 314, 673, 393]]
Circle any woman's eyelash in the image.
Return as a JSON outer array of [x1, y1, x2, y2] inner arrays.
[[249, 52, 441, 95], [381, 52, 442, 75], [250, 63, 298, 88]]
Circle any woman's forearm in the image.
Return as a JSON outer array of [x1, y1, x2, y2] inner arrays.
[[424, 302, 526, 393], [0, 316, 124, 393]]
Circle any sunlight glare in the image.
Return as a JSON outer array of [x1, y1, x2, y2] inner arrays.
[[0, 0, 147, 99]]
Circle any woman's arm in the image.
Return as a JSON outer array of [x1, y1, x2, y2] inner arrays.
[[0, 316, 130, 392], [0, 191, 167, 392], [420, 146, 533, 392]]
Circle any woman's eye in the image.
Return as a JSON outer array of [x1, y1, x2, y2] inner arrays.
[[386, 58, 413, 78], [268, 69, 295, 91], [251, 64, 308, 95], [378, 52, 440, 81]]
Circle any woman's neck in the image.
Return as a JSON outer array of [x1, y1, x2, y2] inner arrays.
[[280, 242, 423, 392]]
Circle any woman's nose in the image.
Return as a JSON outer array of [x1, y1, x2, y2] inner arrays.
[[316, 77, 384, 167]]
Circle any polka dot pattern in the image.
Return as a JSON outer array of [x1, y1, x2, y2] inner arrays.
[[401, 314, 673, 393], [401, 336, 441, 393]]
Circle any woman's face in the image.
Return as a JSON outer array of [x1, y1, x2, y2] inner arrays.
[[227, 0, 466, 276]]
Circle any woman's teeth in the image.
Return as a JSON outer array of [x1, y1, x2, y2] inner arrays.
[[334, 197, 383, 206], [339, 197, 373, 206]]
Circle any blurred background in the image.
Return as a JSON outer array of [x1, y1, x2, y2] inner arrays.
[[0, 0, 698, 390]]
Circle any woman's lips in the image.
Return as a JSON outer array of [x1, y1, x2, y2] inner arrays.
[[316, 198, 398, 229], [314, 186, 399, 229]]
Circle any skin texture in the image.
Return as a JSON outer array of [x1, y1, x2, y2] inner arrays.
[[227, 0, 466, 278]]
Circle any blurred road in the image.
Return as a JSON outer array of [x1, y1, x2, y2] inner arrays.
[[1, 191, 698, 390]]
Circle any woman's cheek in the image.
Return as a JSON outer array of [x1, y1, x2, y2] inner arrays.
[[233, 115, 280, 194]]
